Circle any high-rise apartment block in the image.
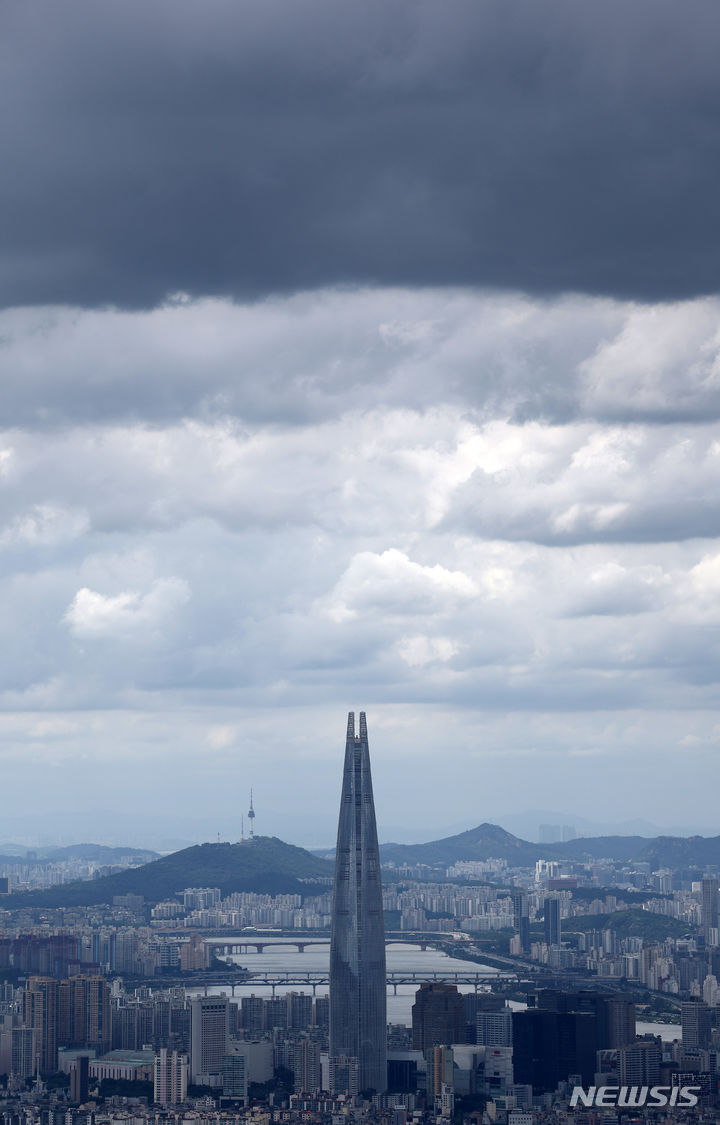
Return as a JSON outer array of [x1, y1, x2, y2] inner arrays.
[[23, 977, 58, 1074], [154, 1048, 188, 1105], [618, 1037, 661, 1085], [290, 1036, 322, 1093], [58, 976, 111, 1054], [477, 1006, 513, 1047], [329, 712, 387, 1094]]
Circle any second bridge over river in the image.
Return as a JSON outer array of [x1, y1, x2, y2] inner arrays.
[[188, 969, 514, 996]]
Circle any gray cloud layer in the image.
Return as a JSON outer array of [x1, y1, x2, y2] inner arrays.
[[2, 0, 720, 309], [3, 289, 720, 842]]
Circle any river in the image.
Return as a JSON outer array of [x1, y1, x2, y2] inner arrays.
[[188, 941, 680, 1039], [192, 940, 498, 1022]]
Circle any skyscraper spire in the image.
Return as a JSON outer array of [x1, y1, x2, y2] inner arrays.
[[329, 711, 387, 1094]]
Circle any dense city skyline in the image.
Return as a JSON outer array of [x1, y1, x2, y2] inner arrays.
[[3, 1, 720, 1121]]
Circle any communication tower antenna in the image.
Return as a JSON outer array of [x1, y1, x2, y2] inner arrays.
[[248, 790, 256, 839]]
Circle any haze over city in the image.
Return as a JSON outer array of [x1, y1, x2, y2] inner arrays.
[[2, 0, 720, 846]]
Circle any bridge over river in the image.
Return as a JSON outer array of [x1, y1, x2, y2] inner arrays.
[[183, 969, 514, 995], [205, 932, 456, 955]]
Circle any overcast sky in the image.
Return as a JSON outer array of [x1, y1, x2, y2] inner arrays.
[[2, 0, 720, 849]]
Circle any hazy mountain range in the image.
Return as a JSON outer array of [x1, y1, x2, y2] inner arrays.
[[5, 824, 720, 909]]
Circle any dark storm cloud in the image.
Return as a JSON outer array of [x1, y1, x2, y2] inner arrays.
[[2, 0, 720, 309]]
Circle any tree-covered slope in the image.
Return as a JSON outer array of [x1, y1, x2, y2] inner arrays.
[[5, 837, 332, 907], [379, 822, 545, 866], [380, 824, 720, 869]]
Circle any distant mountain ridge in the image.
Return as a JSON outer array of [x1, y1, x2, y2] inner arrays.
[[0, 844, 159, 864], [379, 823, 720, 870], [6, 826, 720, 910], [380, 823, 542, 867], [4, 837, 332, 908]]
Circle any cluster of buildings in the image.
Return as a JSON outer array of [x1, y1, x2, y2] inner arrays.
[[508, 878, 720, 995], [4, 713, 720, 1124], [0, 856, 155, 895]]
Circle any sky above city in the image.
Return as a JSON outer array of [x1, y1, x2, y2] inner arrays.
[[2, 0, 720, 848]]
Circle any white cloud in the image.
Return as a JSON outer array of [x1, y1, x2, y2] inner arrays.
[[323, 548, 477, 622], [0, 288, 720, 837], [397, 635, 458, 666], [205, 724, 238, 750], [64, 577, 190, 639], [580, 300, 720, 419], [0, 504, 89, 547]]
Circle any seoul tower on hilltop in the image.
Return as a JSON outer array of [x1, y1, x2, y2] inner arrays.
[[329, 711, 387, 1094], [248, 790, 255, 839]]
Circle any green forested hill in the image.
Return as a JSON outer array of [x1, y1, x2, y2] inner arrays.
[[565, 908, 691, 941], [5, 837, 332, 907], [379, 824, 720, 869]]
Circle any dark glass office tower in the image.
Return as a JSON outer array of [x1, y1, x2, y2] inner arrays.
[[329, 712, 387, 1094]]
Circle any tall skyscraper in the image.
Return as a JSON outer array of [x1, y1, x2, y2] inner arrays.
[[412, 983, 466, 1050], [701, 877, 719, 946], [23, 977, 58, 1075], [512, 891, 530, 953], [190, 995, 230, 1084], [329, 711, 387, 1094], [544, 896, 561, 947]]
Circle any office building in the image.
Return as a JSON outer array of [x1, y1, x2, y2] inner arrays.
[[329, 712, 387, 1093], [544, 897, 561, 947], [221, 1049, 247, 1101], [463, 992, 504, 1044], [512, 892, 530, 954], [70, 1055, 90, 1104], [512, 1008, 596, 1093], [536, 990, 635, 1050], [681, 1000, 712, 1049], [702, 878, 719, 946], [190, 996, 230, 1084], [412, 983, 466, 1050]]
